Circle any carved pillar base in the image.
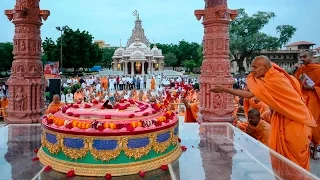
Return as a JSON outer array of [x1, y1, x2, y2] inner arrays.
[[5, 77, 46, 124], [5, 0, 50, 124], [195, 2, 238, 122]]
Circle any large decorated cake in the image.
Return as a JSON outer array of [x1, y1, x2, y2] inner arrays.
[[38, 99, 181, 177]]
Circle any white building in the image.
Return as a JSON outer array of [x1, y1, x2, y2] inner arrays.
[[112, 16, 164, 75]]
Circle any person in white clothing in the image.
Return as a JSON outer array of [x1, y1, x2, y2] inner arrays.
[[96, 82, 101, 92], [109, 78, 115, 91], [65, 90, 74, 103], [60, 91, 66, 102], [66, 78, 72, 85], [81, 82, 87, 89]]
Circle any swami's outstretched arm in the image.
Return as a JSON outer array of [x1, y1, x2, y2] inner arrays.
[[207, 85, 254, 99]]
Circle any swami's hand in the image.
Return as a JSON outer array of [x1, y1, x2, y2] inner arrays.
[[206, 85, 226, 94]]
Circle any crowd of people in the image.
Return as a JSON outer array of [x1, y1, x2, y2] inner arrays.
[[57, 74, 198, 103]]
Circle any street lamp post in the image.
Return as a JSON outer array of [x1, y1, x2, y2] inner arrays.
[[56, 25, 68, 73]]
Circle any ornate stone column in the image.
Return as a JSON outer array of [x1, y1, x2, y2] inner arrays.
[[131, 61, 134, 75], [195, 0, 237, 122], [142, 61, 145, 75], [4, 0, 50, 124], [124, 62, 127, 75]]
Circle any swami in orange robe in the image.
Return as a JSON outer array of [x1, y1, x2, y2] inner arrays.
[[74, 91, 84, 102], [182, 97, 199, 123], [45, 95, 66, 114], [208, 57, 316, 171], [294, 56, 320, 160], [246, 109, 271, 146], [243, 97, 269, 117], [150, 77, 156, 90], [0, 96, 9, 117]]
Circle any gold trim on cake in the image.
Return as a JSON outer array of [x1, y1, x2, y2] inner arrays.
[[38, 145, 182, 176], [122, 135, 153, 159], [61, 135, 90, 160], [41, 124, 179, 161], [89, 137, 123, 162], [41, 131, 62, 154], [152, 133, 171, 154]]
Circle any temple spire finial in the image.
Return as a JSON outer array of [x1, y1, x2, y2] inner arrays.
[[120, 39, 122, 47], [132, 10, 139, 20], [153, 39, 157, 48]]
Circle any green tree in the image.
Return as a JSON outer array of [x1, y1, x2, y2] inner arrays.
[[197, 45, 203, 67], [164, 52, 178, 69], [177, 40, 201, 67], [100, 47, 116, 68], [152, 41, 202, 70], [42, 37, 58, 62], [182, 60, 197, 72], [230, 9, 296, 76], [0, 42, 14, 72], [43, 28, 101, 74]]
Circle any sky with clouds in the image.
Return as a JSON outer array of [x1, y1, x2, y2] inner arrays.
[[0, 0, 319, 48]]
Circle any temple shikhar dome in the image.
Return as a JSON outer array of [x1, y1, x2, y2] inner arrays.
[[112, 14, 164, 75]]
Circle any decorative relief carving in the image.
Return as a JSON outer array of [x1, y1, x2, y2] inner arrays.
[[215, 39, 224, 51], [15, 26, 40, 34], [206, 64, 213, 75], [225, 39, 229, 51], [14, 40, 19, 51], [28, 64, 38, 75], [213, 93, 223, 109], [20, 40, 26, 51], [28, 40, 36, 51], [206, 26, 228, 34], [205, 40, 215, 55], [14, 86, 27, 111]]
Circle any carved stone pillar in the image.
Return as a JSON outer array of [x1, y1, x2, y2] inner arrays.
[[4, 0, 50, 124], [124, 62, 127, 75], [113, 62, 117, 71], [131, 61, 134, 75], [195, 0, 238, 122], [142, 61, 145, 75]]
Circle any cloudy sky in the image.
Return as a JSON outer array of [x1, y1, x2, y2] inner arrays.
[[0, 0, 319, 48]]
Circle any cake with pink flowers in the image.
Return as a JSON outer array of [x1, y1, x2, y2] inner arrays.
[[38, 99, 181, 177]]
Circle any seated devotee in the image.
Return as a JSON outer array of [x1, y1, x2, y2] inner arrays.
[[246, 109, 270, 146], [0, 95, 8, 118], [243, 97, 269, 117], [294, 51, 320, 160], [138, 90, 145, 102], [181, 97, 199, 123], [74, 89, 84, 103], [65, 90, 73, 103], [208, 55, 316, 170], [45, 95, 65, 114], [60, 91, 66, 103]]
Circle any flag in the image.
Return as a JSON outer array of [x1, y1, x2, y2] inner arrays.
[[132, 10, 138, 16]]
